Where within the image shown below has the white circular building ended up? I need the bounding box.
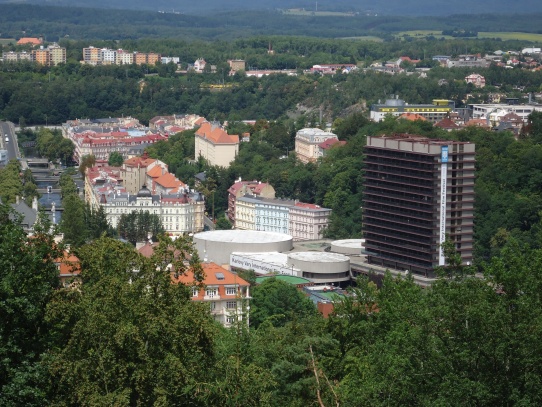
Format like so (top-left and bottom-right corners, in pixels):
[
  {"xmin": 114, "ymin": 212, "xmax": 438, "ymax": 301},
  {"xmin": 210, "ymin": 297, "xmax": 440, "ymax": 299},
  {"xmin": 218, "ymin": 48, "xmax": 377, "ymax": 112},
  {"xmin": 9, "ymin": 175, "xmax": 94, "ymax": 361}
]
[
  {"xmin": 193, "ymin": 230, "xmax": 293, "ymax": 265},
  {"xmin": 331, "ymin": 239, "xmax": 365, "ymax": 255},
  {"xmin": 287, "ymin": 252, "xmax": 350, "ymax": 285}
]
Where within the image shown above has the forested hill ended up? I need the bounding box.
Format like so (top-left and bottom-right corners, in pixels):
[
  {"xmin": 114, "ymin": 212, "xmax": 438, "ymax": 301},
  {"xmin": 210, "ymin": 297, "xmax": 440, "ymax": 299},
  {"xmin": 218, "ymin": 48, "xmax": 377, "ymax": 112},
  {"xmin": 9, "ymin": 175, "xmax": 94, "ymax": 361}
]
[
  {"xmin": 1, "ymin": 4, "xmax": 542, "ymax": 41},
  {"xmin": 3, "ymin": 0, "xmax": 542, "ymax": 15}
]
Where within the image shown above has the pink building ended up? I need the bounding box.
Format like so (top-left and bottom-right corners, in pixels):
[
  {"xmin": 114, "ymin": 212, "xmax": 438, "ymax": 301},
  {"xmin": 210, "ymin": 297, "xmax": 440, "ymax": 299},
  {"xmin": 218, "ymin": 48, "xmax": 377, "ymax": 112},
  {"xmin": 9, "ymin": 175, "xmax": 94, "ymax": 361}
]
[{"xmin": 289, "ymin": 202, "xmax": 332, "ymax": 241}]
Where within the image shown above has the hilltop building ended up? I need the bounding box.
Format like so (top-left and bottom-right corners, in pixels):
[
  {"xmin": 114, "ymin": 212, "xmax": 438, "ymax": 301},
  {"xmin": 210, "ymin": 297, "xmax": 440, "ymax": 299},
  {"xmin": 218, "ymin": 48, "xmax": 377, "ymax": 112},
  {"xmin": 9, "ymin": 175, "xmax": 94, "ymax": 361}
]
[
  {"xmin": 295, "ymin": 128, "xmax": 339, "ymax": 164},
  {"xmin": 370, "ymin": 98, "xmax": 455, "ymax": 123}
]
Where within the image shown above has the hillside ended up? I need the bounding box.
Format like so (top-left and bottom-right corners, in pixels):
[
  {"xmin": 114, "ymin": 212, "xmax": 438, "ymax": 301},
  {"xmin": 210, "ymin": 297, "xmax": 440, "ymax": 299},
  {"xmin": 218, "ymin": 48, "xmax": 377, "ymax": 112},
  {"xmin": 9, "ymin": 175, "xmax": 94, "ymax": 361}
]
[{"xmin": 2, "ymin": 0, "xmax": 542, "ymax": 16}]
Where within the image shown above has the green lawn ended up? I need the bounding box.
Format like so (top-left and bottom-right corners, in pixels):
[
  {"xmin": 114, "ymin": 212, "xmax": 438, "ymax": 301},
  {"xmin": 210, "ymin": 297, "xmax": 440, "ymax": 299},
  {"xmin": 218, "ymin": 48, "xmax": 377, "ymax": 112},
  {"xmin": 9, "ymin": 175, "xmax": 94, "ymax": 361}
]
[
  {"xmin": 396, "ymin": 30, "xmax": 542, "ymax": 42},
  {"xmin": 282, "ymin": 9, "xmax": 357, "ymax": 17},
  {"xmin": 340, "ymin": 36, "xmax": 385, "ymax": 42},
  {"xmin": 0, "ymin": 38, "xmax": 16, "ymax": 45}
]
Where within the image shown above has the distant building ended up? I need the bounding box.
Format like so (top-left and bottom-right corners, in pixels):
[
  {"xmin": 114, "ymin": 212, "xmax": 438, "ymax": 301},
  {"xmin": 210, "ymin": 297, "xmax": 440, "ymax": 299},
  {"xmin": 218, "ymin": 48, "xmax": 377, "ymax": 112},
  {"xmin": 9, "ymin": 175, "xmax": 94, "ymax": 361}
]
[
  {"xmin": 370, "ymin": 98, "xmax": 454, "ymax": 124},
  {"xmin": 447, "ymin": 57, "xmax": 491, "ymax": 68},
  {"xmin": 17, "ymin": 37, "xmax": 43, "ymax": 46},
  {"xmin": 194, "ymin": 121, "xmax": 239, "ymax": 167},
  {"xmin": 172, "ymin": 262, "xmax": 250, "ymax": 327},
  {"xmin": 465, "ymin": 73, "xmax": 486, "ymax": 88},
  {"xmin": 3, "ymin": 44, "xmax": 66, "ymax": 66},
  {"xmin": 228, "ymin": 59, "xmax": 246, "ymax": 72},
  {"xmin": 121, "ymin": 152, "xmax": 168, "ymax": 195},
  {"xmin": 317, "ymin": 138, "xmax": 346, "ymax": 160},
  {"xmin": 295, "ymin": 128, "xmax": 339, "ymax": 164},
  {"xmin": 81, "ymin": 46, "xmax": 161, "ymax": 66},
  {"xmin": 85, "ymin": 165, "xmax": 205, "ymax": 236}
]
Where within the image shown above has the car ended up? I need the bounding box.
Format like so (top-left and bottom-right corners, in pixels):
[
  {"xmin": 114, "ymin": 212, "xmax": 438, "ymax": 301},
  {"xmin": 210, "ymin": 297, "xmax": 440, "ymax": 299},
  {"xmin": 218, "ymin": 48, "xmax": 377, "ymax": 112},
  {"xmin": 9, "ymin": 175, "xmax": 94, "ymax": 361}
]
[{"xmin": 4, "ymin": 135, "xmax": 8, "ymax": 142}]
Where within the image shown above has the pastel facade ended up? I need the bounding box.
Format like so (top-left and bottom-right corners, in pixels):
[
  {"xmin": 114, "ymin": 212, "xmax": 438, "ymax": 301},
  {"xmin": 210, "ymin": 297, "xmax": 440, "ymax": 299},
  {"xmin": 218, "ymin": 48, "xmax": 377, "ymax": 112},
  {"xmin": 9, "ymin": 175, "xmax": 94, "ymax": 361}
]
[
  {"xmin": 295, "ymin": 128, "xmax": 339, "ymax": 164},
  {"xmin": 194, "ymin": 122, "xmax": 239, "ymax": 167},
  {"xmin": 227, "ymin": 179, "xmax": 276, "ymax": 225}
]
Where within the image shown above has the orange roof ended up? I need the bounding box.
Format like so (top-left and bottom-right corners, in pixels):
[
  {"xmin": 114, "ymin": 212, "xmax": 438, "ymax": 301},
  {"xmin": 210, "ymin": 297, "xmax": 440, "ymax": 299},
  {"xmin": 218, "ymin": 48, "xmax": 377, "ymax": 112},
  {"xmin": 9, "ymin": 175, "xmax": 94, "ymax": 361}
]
[
  {"xmin": 17, "ymin": 37, "xmax": 42, "ymax": 45},
  {"xmin": 55, "ymin": 251, "xmax": 81, "ymax": 277},
  {"xmin": 399, "ymin": 113, "xmax": 427, "ymax": 121},
  {"xmin": 465, "ymin": 119, "xmax": 490, "ymax": 128},
  {"xmin": 195, "ymin": 122, "xmax": 239, "ymax": 144},
  {"xmin": 124, "ymin": 152, "xmax": 156, "ymax": 168},
  {"xmin": 195, "ymin": 117, "xmax": 206, "ymax": 125},
  {"xmin": 147, "ymin": 165, "xmax": 164, "ymax": 178},
  {"xmin": 155, "ymin": 172, "xmax": 185, "ymax": 189},
  {"xmin": 172, "ymin": 262, "xmax": 249, "ymax": 287}
]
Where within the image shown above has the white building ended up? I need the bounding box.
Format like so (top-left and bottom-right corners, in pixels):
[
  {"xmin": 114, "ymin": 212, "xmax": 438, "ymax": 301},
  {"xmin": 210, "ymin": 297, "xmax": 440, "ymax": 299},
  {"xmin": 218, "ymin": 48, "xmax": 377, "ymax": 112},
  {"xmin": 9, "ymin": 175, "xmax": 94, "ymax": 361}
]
[
  {"xmin": 469, "ymin": 103, "xmax": 542, "ymax": 123},
  {"xmin": 295, "ymin": 128, "xmax": 339, "ymax": 164},
  {"xmin": 85, "ymin": 166, "xmax": 204, "ymax": 236},
  {"xmin": 289, "ymin": 202, "xmax": 332, "ymax": 241},
  {"xmin": 173, "ymin": 262, "xmax": 250, "ymax": 327}
]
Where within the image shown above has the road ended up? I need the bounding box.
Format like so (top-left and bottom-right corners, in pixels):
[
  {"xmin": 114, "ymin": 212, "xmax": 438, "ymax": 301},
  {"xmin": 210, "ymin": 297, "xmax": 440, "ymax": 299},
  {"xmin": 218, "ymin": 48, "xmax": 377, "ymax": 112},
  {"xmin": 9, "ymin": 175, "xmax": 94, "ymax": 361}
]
[{"xmin": 0, "ymin": 121, "xmax": 20, "ymax": 162}]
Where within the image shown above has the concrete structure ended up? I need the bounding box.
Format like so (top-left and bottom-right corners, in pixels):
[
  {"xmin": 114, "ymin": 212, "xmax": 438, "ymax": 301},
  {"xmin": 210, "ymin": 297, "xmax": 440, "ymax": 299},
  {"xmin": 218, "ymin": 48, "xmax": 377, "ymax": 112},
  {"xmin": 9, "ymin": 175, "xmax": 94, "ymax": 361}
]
[
  {"xmin": 227, "ymin": 179, "xmax": 275, "ymax": 225},
  {"xmin": 288, "ymin": 252, "xmax": 350, "ymax": 285},
  {"xmin": 370, "ymin": 98, "xmax": 454, "ymax": 124},
  {"xmin": 295, "ymin": 128, "xmax": 339, "ymax": 164},
  {"xmin": 446, "ymin": 57, "xmax": 491, "ymax": 68},
  {"xmin": 363, "ymin": 134, "xmax": 475, "ymax": 276},
  {"xmin": 193, "ymin": 230, "xmax": 293, "ymax": 265},
  {"xmin": 230, "ymin": 251, "xmax": 350, "ymax": 285},
  {"xmin": 468, "ymin": 103, "xmax": 542, "ymax": 123},
  {"xmin": 173, "ymin": 262, "xmax": 250, "ymax": 327},
  {"xmin": 3, "ymin": 44, "xmax": 65, "ymax": 66},
  {"xmin": 194, "ymin": 122, "xmax": 239, "ymax": 167},
  {"xmin": 85, "ymin": 165, "xmax": 204, "ymax": 236},
  {"xmin": 289, "ymin": 202, "xmax": 332, "ymax": 241},
  {"xmin": 331, "ymin": 239, "xmax": 364, "ymax": 255}
]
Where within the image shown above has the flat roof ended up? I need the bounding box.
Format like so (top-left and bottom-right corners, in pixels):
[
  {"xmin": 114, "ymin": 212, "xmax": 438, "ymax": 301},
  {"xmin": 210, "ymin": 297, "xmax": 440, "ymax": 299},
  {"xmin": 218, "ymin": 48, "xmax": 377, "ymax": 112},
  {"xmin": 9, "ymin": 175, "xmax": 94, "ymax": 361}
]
[
  {"xmin": 256, "ymin": 275, "xmax": 312, "ymax": 285},
  {"xmin": 194, "ymin": 230, "xmax": 292, "ymax": 244},
  {"xmin": 332, "ymin": 239, "xmax": 365, "ymax": 249},
  {"xmin": 288, "ymin": 252, "xmax": 349, "ymax": 262}
]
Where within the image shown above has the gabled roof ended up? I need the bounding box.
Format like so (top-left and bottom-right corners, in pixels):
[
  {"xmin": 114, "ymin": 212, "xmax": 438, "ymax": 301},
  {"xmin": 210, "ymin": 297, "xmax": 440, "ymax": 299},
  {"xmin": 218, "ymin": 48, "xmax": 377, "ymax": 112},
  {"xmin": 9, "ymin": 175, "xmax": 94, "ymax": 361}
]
[
  {"xmin": 172, "ymin": 262, "xmax": 249, "ymax": 286},
  {"xmin": 56, "ymin": 251, "xmax": 81, "ymax": 277},
  {"xmin": 465, "ymin": 119, "xmax": 490, "ymax": 128},
  {"xmin": 124, "ymin": 153, "xmax": 156, "ymax": 168}
]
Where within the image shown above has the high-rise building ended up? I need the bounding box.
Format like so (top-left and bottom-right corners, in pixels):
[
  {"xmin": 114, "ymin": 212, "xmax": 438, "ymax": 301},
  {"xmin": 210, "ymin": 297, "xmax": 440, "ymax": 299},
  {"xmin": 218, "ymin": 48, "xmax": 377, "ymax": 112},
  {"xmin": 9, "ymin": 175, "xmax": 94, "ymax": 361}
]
[{"xmin": 363, "ymin": 134, "xmax": 475, "ymax": 276}]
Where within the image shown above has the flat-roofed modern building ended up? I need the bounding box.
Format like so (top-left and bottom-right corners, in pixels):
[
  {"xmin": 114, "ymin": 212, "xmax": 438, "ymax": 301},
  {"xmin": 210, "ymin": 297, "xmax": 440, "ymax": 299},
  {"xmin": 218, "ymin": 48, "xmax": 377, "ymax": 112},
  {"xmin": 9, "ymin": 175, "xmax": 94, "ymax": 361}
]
[
  {"xmin": 363, "ymin": 134, "xmax": 475, "ymax": 276},
  {"xmin": 295, "ymin": 128, "xmax": 339, "ymax": 164},
  {"xmin": 370, "ymin": 98, "xmax": 454, "ymax": 123}
]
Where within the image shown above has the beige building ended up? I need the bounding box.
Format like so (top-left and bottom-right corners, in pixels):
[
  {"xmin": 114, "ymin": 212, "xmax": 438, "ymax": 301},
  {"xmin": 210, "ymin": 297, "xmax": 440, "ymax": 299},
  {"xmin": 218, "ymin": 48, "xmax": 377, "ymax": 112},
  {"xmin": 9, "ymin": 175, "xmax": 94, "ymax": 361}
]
[
  {"xmin": 227, "ymin": 179, "xmax": 276, "ymax": 225},
  {"xmin": 289, "ymin": 202, "xmax": 332, "ymax": 241},
  {"xmin": 195, "ymin": 122, "xmax": 239, "ymax": 167},
  {"xmin": 121, "ymin": 153, "xmax": 168, "ymax": 195},
  {"xmin": 49, "ymin": 45, "xmax": 66, "ymax": 66},
  {"xmin": 228, "ymin": 59, "xmax": 246, "ymax": 72},
  {"xmin": 235, "ymin": 198, "xmax": 257, "ymax": 230},
  {"xmin": 295, "ymin": 128, "xmax": 339, "ymax": 164}
]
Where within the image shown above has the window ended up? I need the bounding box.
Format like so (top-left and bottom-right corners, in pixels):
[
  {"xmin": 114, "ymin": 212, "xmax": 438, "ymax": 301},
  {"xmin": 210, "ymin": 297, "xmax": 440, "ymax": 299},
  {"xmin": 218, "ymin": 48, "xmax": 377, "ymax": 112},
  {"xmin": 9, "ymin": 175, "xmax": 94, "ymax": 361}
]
[
  {"xmin": 210, "ymin": 302, "xmax": 216, "ymax": 311},
  {"xmin": 192, "ymin": 288, "xmax": 198, "ymax": 297},
  {"xmin": 226, "ymin": 301, "xmax": 237, "ymax": 309},
  {"xmin": 226, "ymin": 286, "xmax": 237, "ymax": 295},
  {"xmin": 226, "ymin": 316, "xmax": 236, "ymax": 324},
  {"xmin": 206, "ymin": 287, "xmax": 218, "ymax": 297}
]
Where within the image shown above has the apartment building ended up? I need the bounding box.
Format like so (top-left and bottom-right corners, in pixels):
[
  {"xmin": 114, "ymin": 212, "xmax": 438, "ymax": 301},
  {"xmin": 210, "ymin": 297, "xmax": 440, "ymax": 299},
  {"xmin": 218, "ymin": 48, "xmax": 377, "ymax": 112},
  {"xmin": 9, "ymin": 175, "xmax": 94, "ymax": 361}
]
[
  {"xmin": 85, "ymin": 165, "xmax": 204, "ymax": 236},
  {"xmin": 235, "ymin": 196, "xmax": 294, "ymax": 234},
  {"xmin": 121, "ymin": 152, "xmax": 168, "ymax": 195},
  {"xmin": 295, "ymin": 128, "xmax": 339, "ymax": 164},
  {"xmin": 289, "ymin": 202, "xmax": 332, "ymax": 241},
  {"xmin": 3, "ymin": 44, "xmax": 66, "ymax": 66},
  {"xmin": 194, "ymin": 121, "xmax": 239, "ymax": 168},
  {"xmin": 173, "ymin": 262, "xmax": 250, "ymax": 327},
  {"xmin": 81, "ymin": 46, "xmax": 161, "ymax": 66},
  {"xmin": 363, "ymin": 134, "xmax": 475, "ymax": 277},
  {"xmin": 227, "ymin": 179, "xmax": 276, "ymax": 225}
]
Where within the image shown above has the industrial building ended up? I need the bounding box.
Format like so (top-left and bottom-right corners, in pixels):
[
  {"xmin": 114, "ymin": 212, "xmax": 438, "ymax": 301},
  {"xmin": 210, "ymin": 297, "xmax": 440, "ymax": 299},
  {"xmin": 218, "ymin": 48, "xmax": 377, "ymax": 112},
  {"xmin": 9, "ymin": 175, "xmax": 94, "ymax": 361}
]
[{"xmin": 363, "ymin": 134, "xmax": 475, "ymax": 276}]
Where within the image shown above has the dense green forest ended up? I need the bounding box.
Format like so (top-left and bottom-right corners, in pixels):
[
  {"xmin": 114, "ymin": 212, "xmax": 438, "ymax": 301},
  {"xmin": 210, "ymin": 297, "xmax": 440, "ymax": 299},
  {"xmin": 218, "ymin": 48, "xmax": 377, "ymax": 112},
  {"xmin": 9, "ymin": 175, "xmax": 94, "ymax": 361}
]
[
  {"xmin": 1, "ymin": 4, "xmax": 542, "ymax": 40},
  {"xmin": 4, "ymin": 198, "xmax": 542, "ymax": 405}
]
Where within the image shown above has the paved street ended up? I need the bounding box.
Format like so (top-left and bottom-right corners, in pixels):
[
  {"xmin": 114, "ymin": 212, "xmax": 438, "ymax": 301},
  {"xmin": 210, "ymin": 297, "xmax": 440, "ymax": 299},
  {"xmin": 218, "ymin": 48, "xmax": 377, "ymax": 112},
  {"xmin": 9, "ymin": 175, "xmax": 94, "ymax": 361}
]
[{"xmin": 0, "ymin": 121, "xmax": 20, "ymax": 161}]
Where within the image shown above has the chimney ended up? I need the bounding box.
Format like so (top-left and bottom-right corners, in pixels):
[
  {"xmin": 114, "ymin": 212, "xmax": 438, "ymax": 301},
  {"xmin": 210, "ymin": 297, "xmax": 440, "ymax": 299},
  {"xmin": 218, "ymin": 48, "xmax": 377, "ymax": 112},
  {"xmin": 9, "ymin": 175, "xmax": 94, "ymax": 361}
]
[
  {"xmin": 16, "ymin": 195, "xmax": 20, "ymax": 205},
  {"xmin": 32, "ymin": 196, "xmax": 38, "ymax": 211}
]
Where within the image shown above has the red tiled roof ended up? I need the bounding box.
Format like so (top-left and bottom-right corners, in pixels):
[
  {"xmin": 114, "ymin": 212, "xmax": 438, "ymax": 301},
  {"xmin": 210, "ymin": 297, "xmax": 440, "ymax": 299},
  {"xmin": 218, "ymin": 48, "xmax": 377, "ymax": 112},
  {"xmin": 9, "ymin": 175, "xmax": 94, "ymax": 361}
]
[
  {"xmin": 146, "ymin": 165, "xmax": 164, "ymax": 178},
  {"xmin": 17, "ymin": 37, "xmax": 42, "ymax": 45},
  {"xmin": 435, "ymin": 118, "xmax": 460, "ymax": 129},
  {"xmin": 172, "ymin": 262, "xmax": 249, "ymax": 287},
  {"xmin": 195, "ymin": 122, "xmax": 239, "ymax": 144},
  {"xmin": 318, "ymin": 138, "xmax": 346, "ymax": 150},
  {"xmin": 295, "ymin": 202, "xmax": 321, "ymax": 209},
  {"xmin": 399, "ymin": 113, "xmax": 427, "ymax": 121},
  {"xmin": 155, "ymin": 172, "xmax": 185, "ymax": 189},
  {"xmin": 56, "ymin": 251, "xmax": 81, "ymax": 277}
]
